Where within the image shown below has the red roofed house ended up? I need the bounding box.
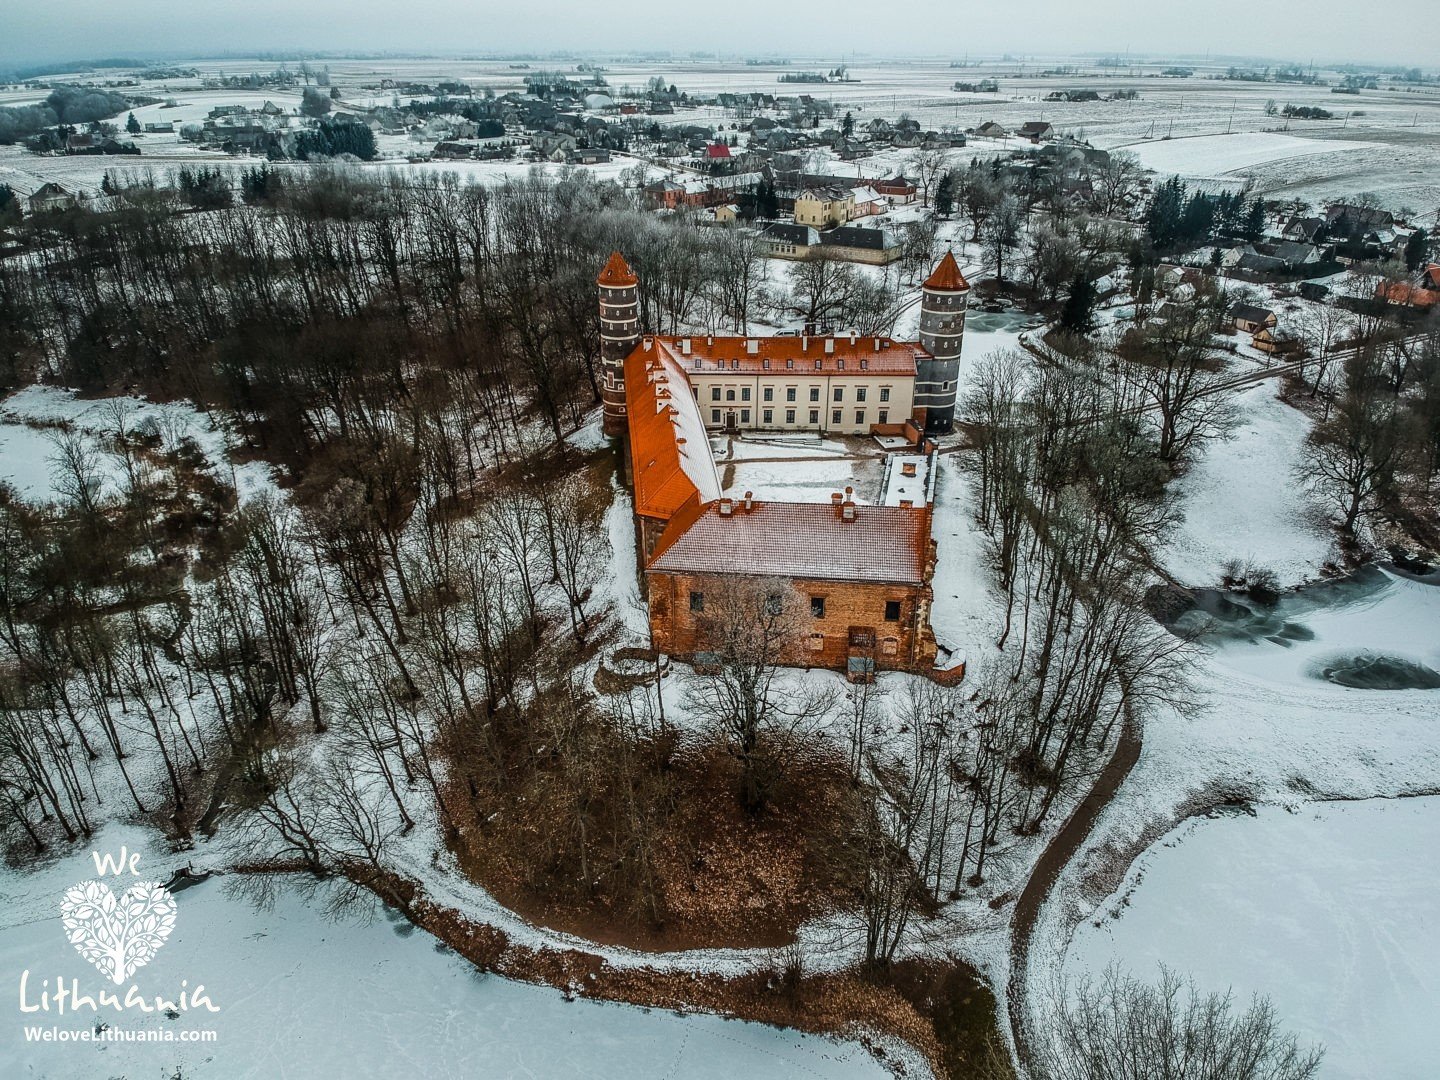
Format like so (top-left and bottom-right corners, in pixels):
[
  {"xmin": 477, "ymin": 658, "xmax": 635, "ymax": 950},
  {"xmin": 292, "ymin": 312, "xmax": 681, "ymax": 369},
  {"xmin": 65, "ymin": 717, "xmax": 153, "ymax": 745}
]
[
  {"xmin": 599, "ymin": 251, "xmax": 965, "ymax": 676},
  {"xmin": 704, "ymin": 142, "xmax": 732, "ymax": 162},
  {"xmin": 1377, "ymin": 264, "xmax": 1440, "ymax": 310}
]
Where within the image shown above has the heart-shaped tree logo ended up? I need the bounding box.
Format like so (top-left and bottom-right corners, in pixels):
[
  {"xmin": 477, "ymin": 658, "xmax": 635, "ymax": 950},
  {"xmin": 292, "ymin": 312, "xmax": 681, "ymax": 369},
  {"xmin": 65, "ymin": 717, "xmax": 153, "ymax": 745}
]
[{"xmin": 59, "ymin": 880, "xmax": 178, "ymax": 984}]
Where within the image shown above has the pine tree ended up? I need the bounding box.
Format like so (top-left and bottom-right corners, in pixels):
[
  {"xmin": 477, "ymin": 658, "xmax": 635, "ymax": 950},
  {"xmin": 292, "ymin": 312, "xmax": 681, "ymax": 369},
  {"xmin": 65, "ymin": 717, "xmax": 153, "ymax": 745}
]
[
  {"xmin": 841, "ymin": 111, "xmax": 854, "ymax": 139},
  {"xmin": 1404, "ymin": 228, "xmax": 1430, "ymax": 271},
  {"xmin": 1058, "ymin": 274, "xmax": 1097, "ymax": 334},
  {"xmin": 125, "ymin": 112, "xmax": 140, "ymax": 135},
  {"xmin": 935, "ymin": 170, "xmax": 956, "ymax": 217}
]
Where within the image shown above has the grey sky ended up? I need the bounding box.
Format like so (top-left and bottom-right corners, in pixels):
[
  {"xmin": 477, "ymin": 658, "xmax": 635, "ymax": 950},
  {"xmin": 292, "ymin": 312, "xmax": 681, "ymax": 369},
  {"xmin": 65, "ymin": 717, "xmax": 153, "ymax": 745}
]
[{"xmin": 4, "ymin": 0, "xmax": 1435, "ymax": 68}]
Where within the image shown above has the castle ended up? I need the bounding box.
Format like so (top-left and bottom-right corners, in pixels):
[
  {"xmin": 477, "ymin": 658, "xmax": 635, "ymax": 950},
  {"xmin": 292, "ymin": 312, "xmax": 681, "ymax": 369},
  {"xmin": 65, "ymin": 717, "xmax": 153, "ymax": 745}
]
[{"xmin": 601, "ymin": 251, "xmax": 970, "ymax": 677}]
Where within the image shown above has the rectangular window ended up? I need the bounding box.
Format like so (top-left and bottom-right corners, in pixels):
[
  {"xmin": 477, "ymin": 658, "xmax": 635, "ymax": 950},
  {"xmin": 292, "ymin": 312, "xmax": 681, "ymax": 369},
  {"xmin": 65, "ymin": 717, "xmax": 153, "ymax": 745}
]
[
  {"xmin": 711, "ymin": 387, "xmax": 721, "ymax": 401},
  {"xmin": 884, "ymin": 600, "xmax": 901, "ymax": 621},
  {"xmin": 811, "ymin": 596, "xmax": 826, "ymax": 618},
  {"xmin": 740, "ymin": 409, "xmax": 750, "ymax": 423},
  {"xmin": 786, "ymin": 387, "xmax": 797, "ymax": 402},
  {"xmin": 711, "ymin": 409, "xmax": 720, "ymax": 423},
  {"xmin": 879, "ymin": 409, "xmax": 889, "ymax": 424},
  {"xmin": 860, "ymin": 359, "xmax": 869, "ymax": 371},
  {"xmin": 880, "ymin": 387, "xmax": 890, "ymax": 402},
  {"xmin": 731, "ymin": 359, "xmax": 739, "ymax": 369},
  {"xmin": 809, "ymin": 387, "xmax": 820, "ymax": 402},
  {"xmin": 726, "ymin": 389, "xmax": 736, "ymax": 402},
  {"xmin": 856, "ymin": 387, "xmax": 867, "ymax": 402},
  {"xmin": 833, "ymin": 387, "xmax": 843, "ymax": 402},
  {"xmin": 856, "ymin": 410, "xmax": 865, "ymax": 425},
  {"xmin": 762, "ymin": 359, "xmax": 771, "ymax": 370},
  {"xmin": 786, "ymin": 408, "xmax": 796, "ymax": 424},
  {"xmin": 814, "ymin": 360, "xmax": 822, "ymax": 370},
  {"xmin": 786, "ymin": 359, "xmax": 794, "ymax": 370},
  {"xmin": 741, "ymin": 387, "xmax": 751, "ymax": 401},
  {"xmin": 763, "ymin": 408, "xmax": 773, "ymax": 424},
  {"xmin": 763, "ymin": 386, "xmax": 773, "ymax": 402},
  {"xmin": 837, "ymin": 359, "xmax": 845, "ymax": 370},
  {"xmin": 690, "ymin": 591, "xmax": 704, "ymax": 613},
  {"xmin": 765, "ymin": 593, "xmax": 782, "ymax": 615},
  {"xmin": 809, "ymin": 409, "xmax": 819, "ymax": 424},
  {"xmin": 832, "ymin": 409, "xmax": 842, "ymax": 425}
]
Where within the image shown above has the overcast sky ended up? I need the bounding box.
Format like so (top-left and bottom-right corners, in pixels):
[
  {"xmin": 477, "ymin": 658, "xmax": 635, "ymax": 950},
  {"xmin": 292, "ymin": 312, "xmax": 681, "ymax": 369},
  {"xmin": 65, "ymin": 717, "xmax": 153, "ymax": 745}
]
[{"xmin": 4, "ymin": 1, "xmax": 1434, "ymax": 69}]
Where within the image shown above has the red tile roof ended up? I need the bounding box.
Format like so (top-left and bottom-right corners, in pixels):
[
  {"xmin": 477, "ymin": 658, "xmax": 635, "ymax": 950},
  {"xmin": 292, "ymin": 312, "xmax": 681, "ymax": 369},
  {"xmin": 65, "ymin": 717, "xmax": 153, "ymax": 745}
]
[
  {"xmin": 624, "ymin": 343, "xmax": 723, "ymax": 521},
  {"xmin": 649, "ymin": 500, "xmax": 930, "ymax": 584},
  {"xmin": 597, "ymin": 251, "xmax": 638, "ymax": 288},
  {"xmin": 705, "ymin": 143, "xmax": 731, "ymax": 159},
  {"xmin": 924, "ymin": 251, "xmax": 970, "ymax": 292},
  {"xmin": 651, "ymin": 335, "xmax": 922, "ymax": 376}
]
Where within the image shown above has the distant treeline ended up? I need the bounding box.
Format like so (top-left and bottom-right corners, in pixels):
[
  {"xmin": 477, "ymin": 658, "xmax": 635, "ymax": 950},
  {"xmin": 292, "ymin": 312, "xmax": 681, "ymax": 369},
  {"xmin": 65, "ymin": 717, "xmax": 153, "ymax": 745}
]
[{"xmin": 0, "ymin": 86, "xmax": 139, "ymax": 144}]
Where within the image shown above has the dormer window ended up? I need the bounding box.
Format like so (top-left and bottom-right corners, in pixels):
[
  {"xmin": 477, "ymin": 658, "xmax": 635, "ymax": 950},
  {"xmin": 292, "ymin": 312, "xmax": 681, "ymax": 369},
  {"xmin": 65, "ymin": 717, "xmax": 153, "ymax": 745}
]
[{"xmin": 837, "ymin": 359, "xmax": 845, "ymax": 370}]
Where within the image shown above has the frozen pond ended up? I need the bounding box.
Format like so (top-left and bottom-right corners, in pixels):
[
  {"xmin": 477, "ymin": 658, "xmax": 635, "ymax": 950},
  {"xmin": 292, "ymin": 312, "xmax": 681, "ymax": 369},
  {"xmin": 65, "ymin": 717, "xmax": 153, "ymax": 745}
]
[
  {"xmin": 1064, "ymin": 797, "xmax": 1440, "ymax": 1080},
  {"xmin": 0, "ymin": 827, "xmax": 891, "ymax": 1079},
  {"xmin": 1164, "ymin": 566, "xmax": 1440, "ymax": 690}
]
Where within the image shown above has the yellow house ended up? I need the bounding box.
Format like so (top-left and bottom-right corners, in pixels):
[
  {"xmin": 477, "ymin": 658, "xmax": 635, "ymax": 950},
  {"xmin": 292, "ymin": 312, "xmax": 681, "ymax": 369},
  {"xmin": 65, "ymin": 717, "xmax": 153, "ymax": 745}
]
[{"xmin": 795, "ymin": 187, "xmax": 854, "ymax": 228}]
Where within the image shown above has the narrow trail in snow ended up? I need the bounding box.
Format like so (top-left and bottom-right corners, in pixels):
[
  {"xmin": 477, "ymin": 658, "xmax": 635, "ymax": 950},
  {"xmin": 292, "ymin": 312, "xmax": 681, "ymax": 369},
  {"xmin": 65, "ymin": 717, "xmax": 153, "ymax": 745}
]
[{"xmin": 1005, "ymin": 707, "xmax": 1143, "ymax": 1075}]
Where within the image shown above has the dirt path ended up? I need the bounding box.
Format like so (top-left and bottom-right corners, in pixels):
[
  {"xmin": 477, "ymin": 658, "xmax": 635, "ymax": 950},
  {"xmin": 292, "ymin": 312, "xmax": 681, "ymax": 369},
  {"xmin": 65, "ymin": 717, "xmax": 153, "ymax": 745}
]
[{"xmin": 1005, "ymin": 708, "xmax": 1143, "ymax": 1074}]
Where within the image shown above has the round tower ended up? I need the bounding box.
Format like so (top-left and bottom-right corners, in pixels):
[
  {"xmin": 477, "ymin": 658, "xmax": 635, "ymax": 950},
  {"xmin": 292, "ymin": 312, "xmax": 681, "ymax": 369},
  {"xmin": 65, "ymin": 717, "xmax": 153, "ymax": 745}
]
[
  {"xmin": 598, "ymin": 251, "xmax": 642, "ymax": 437},
  {"xmin": 915, "ymin": 251, "xmax": 970, "ymax": 433}
]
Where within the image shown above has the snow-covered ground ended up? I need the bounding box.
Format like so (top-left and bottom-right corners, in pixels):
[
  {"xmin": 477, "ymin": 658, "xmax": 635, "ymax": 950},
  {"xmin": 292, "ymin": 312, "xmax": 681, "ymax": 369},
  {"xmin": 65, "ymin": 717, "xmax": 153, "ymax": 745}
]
[
  {"xmin": 1159, "ymin": 382, "xmax": 1336, "ymax": 588},
  {"xmin": 1031, "ymin": 567, "xmax": 1440, "ymax": 1078},
  {"xmin": 0, "ymin": 386, "xmax": 276, "ymax": 503},
  {"xmin": 1063, "ymin": 797, "xmax": 1440, "ymax": 1080},
  {"xmin": 0, "ymin": 826, "xmax": 892, "ymax": 1079},
  {"xmin": 1124, "ymin": 132, "xmax": 1378, "ymax": 179}
]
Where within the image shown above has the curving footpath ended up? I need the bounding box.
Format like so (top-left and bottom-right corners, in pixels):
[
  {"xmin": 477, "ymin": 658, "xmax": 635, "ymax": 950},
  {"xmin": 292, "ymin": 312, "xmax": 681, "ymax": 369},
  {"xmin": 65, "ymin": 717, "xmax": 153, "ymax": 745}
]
[{"xmin": 1005, "ymin": 709, "xmax": 1143, "ymax": 1075}]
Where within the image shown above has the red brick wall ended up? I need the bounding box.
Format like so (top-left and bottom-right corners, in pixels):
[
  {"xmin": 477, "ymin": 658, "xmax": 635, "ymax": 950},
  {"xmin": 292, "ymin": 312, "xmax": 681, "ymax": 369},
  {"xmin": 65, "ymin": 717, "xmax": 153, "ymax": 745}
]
[{"xmin": 645, "ymin": 570, "xmax": 936, "ymax": 673}]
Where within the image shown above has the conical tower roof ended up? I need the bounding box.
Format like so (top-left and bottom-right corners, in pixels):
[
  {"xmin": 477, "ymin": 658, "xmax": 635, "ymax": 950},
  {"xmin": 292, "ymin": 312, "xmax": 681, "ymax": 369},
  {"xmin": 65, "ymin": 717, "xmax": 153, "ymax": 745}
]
[
  {"xmin": 923, "ymin": 250, "xmax": 970, "ymax": 292},
  {"xmin": 597, "ymin": 250, "xmax": 638, "ymax": 287}
]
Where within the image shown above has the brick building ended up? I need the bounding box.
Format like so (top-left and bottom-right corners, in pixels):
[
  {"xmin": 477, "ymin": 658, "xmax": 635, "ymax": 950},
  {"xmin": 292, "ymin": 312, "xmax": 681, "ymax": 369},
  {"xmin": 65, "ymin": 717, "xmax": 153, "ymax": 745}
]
[{"xmin": 602, "ymin": 251, "xmax": 961, "ymax": 677}]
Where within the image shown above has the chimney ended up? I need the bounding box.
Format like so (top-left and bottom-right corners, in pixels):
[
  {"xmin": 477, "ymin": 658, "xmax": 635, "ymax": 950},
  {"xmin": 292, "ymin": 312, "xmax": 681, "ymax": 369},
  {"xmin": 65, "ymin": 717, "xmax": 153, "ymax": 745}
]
[
  {"xmin": 718, "ymin": 498, "xmax": 735, "ymax": 517},
  {"xmin": 802, "ymin": 335, "xmax": 809, "ymax": 351},
  {"xmin": 831, "ymin": 492, "xmax": 844, "ymax": 506},
  {"xmin": 841, "ymin": 500, "xmax": 857, "ymax": 523},
  {"xmin": 742, "ymin": 490, "xmax": 754, "ymax": 512},
  {"xmin": 899, "ymin": 499, "xmax": 914, "ymax": 509},
  {"xmin": 902, "ymin": 462, "xmax": 917, "ymax": 477}
]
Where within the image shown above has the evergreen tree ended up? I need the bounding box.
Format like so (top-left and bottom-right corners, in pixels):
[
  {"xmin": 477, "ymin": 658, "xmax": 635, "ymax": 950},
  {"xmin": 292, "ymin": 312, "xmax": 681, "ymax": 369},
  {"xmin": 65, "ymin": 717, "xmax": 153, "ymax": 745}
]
[
  {"xmin": 1179, "ymin": 191, "xmax": 1216, "ymax": 245},
  {"xmin": 841, "ymin": 111, "xmax": 854, "ymax": 139},
  {"xmin": 1404, "ymin": 228, "xmax": 1430, "ymax": 271},
  {"xmin": 1145, "ymin": 175, "xmax": 1186, "ymax": 249},
  {"xmin": 1242, "ymin": 198, "xmax": 1267, "ymax": 240},
  {"xmin": 1058, "ymin": 274, "xmax": 1097, "ymax": 334},
  {"xmin": 935, "ymin": 169, "xmax": 956, "ymax": 217},
  {"xmin": 125, "ymin": 111, "xmax": 140, "ymax": 134}
]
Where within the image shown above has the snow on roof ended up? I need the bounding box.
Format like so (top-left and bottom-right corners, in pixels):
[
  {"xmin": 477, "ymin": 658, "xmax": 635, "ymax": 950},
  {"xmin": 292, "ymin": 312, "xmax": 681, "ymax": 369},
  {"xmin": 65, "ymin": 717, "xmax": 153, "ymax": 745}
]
[
  {"xmin": 648, "ymin": 500, "xmax": 930, "ymax": 584},
  {"xmin": 655, "ymin": 334, "xmax": 921, "ymax": 376},
  {"xmin": 624, "ymin": 340, "xmax": 723, "ymax": 521}
]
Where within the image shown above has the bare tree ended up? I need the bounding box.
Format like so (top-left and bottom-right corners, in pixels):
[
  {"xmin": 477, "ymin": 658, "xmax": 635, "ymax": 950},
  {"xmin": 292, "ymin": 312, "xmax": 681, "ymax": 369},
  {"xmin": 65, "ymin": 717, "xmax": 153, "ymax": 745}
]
[{"xmin": 1035, "ymin": 965, "xmax": 1323, "ymax": 1080}]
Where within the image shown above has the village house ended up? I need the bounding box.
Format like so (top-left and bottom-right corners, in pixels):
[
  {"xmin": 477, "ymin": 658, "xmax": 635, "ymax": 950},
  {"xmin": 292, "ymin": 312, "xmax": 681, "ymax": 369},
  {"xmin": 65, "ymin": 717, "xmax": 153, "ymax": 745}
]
[
  {"xmin": 872, "ymin": 175, "xmax": 918, "ymax": 203},
  {"xmin": 794, "ymin": 187, "xmax": 854, "ymax": 227},
  {"xmin": 598, "ymin": 251, "xmax": 972, "ymax": 676},
  {"xmin": 1377, "ymin": 264, "xmax": 1440, "ymax": 311},
  {"xmin": 759, "ymin": 221, "xmax": 820, "ymax": 258},
  {"xmin": 819, "ymin": 224, "xmax": 901, "ymax": 265},
  {"xmin": 26, "ymin": 183, "xmax": 76, "ymax": 214},
  {"xmin": 974, "ymin": 121, "xmax": 1008, "ymax": 139},
  {"xmin": 1230, "ymin": 302, "xmax": 1278, "ymax": 334},
  {"xmin": 1017, "ymin": 121, "xmax": 1055, "ymax": 142}
]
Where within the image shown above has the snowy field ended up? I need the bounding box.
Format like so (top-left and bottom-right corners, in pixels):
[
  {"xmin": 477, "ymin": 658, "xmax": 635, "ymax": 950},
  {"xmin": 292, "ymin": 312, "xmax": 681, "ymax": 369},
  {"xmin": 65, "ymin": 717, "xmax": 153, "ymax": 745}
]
[
  {"xmin": 1159, "ymin": 382, "xmax": 1336, "ymax": 588},
  {"xmin": 1124, "ymin": 132, "xmax": 1378, "ymax": 179},
  {"xmin": 6, "ymin": 55, "xmax": 1438, "ymax": 210},
  {"xmin": 1063, "ymin": 798, "xmax": 1440, "ymax": 1080},
  {"xmin": 1031, "ymin": 567, "xmax": 1440, "ymax": 1079},
  {"xmin": 0, "ymin": 826, "xmax": 891, "ymax": 1080}
]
